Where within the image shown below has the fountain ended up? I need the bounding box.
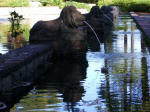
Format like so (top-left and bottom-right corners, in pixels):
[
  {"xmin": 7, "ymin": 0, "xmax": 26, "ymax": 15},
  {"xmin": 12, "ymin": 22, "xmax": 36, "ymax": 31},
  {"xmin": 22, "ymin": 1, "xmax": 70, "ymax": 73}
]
[
  {"xmin": 83, "ymin": 21, "xmax": 101, "ymax": 45},
  {"xmin": 84, "ymin": 5, "xmax": 119, "ymax": 35}
]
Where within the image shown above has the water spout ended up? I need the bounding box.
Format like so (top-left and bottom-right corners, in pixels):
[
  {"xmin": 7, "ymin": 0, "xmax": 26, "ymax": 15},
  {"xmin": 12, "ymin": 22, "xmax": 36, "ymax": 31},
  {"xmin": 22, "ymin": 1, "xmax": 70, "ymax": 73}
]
[
  {"xmin": 103, "ymin": 14, "xmax": 114, "ymax": 26},
  {"xmin": 101, "ymin": 10, "xmax": 114, "ymax": 26},
  {"xmin": 83, "ymin": 21, "xmax": 101, "ymax": 45}
]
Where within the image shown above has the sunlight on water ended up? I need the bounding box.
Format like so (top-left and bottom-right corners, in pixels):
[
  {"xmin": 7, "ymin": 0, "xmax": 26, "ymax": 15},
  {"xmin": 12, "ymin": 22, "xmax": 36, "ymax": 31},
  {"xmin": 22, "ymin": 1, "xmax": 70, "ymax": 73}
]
[{"xmin": 0, "ymin": 43, "xmax": 9, "ymax": 54}]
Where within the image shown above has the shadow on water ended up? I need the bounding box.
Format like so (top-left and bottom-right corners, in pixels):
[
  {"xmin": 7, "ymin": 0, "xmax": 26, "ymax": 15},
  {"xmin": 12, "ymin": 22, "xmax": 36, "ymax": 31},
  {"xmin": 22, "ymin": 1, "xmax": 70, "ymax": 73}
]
[
  {"xmin": 0, "ymin": 85, "xmax": 32, "ymax": 111},
  {"xmin": 0, "ymin": 55, "xmax": 88, "ymax": 112},
  {"xmin": 36, "ymin": 58, "xmax": 88, "ymax": 110},
  {"xmin": 6, "ymin": 55, "xmax": 88, "ymax": 112}
]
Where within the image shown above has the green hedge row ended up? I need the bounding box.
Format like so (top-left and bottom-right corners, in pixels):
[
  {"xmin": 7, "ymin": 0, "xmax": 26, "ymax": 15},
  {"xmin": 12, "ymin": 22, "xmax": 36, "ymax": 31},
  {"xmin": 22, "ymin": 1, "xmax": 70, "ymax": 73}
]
[{"xmin": 97, "ymin": 0, "xmax": 150, "ymax": 12}]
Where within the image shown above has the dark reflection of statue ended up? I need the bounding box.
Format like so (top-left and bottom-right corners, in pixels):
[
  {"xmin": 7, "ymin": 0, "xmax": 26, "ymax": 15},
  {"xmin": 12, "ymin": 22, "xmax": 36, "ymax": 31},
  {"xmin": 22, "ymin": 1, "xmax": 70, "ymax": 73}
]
[
  {"xmin": 36, "ymin": 56, "xmax": 88, "ymax": 111},
  {"xmin": 0, "ymin": 84, "xmax": 32, "ymax": 111},
  {"xmin": 0, "ymin": 54, "xmax": 88, "ymax": 112}
]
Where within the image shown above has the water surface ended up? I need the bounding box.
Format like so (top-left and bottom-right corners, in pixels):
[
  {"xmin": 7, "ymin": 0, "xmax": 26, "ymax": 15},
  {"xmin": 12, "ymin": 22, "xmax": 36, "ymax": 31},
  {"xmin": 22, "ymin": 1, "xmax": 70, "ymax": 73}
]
[{"xmin": 5, "ymin": 15, "xmax": 150, "ymax": 112}]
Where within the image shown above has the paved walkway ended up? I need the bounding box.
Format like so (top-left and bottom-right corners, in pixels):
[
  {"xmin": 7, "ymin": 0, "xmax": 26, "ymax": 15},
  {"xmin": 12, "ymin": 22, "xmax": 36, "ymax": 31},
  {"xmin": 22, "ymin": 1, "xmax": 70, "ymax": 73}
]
[
  {"xmin": 130, "ymin": 12, "xmax": 150, "ymax": 40},
  {"xmin": 1, "ymin": 6, "xmax": 150, "ymax": 39},
  {"xmin": 0, "ymin": 7, "xmax": 88, "ymax": 26}
]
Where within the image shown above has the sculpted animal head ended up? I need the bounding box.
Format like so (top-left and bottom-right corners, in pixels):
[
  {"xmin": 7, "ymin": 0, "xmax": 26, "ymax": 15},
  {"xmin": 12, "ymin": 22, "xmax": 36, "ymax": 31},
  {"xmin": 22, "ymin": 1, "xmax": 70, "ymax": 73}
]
[
  {"xmin": 60, "ymin": 6, "xmax": 85, "ymax": 28},
  {"xmin": 101, "ymin": 6, "xmax": 113, "ymax": 14},
  {"xmin": 89, "ymin": 6, "xmax": 102, "ymax": 18}
]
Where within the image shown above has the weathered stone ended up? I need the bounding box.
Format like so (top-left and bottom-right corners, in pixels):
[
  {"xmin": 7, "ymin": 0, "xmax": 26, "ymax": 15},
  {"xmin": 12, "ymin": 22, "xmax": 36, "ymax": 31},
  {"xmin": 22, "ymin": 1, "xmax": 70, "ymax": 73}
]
[
  {"xmin": 130, "ymin": 12, "xmax": 150, "ymax": 40},
  {"xmin": 0, "ymin": 44, "xmax": 53, "ymax": 92}
]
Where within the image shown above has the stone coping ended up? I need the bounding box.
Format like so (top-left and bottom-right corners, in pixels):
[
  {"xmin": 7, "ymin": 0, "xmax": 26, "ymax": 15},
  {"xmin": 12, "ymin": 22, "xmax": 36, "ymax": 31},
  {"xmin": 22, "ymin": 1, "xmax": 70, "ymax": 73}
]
[
  {"xmin": 0, "ymin": 44, "xmax": 52, "ymax": 77},
  {"xmin": 130, "ymin": 12, "xmax": 150, "ymax": 40}
]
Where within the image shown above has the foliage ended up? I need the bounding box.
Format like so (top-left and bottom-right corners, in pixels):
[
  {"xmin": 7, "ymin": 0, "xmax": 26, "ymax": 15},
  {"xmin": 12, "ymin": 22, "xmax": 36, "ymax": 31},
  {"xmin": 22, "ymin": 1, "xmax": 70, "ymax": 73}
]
[
  {"xmin": 64, "ymin": 0, "xmax": 98, "ymax": 3},
  {"xmin": 60, "ymin": 1, "xmax": 90, "ymax": 10},
  {"xmin": 97, "ymin": 0, "xmax": 150, "ymax": 12},
  {"xmin": 40, "ymin": 0, "xmax": 63, "ymax": 6},
  {"xmin": 29, "ymin": 0, "xmax": 40, "ymax": 1},
  {"xmin": 0, "ymin": 23, "xmax": 30, "ymax": 47},
  {"xmin": 0, "ymin": 24, "xmax": 9, "ymax": 44},
  {"xmin": 98, "ymin": 0, "xmax": 113, "ymax": 7},
  {"xmin": 8, "ymin": 11, "xmax": 24, "ymax": 37},
  {"xmin": 21, "ymin": 24, "xmax": 30, "ymax": 41},
  {"xmin": 0, "ymin": 0, "xmax": 29, "ymax": 7},
  {"xmin": 40, "ymin": 0, "xmax": 90, "ymax": 10}
]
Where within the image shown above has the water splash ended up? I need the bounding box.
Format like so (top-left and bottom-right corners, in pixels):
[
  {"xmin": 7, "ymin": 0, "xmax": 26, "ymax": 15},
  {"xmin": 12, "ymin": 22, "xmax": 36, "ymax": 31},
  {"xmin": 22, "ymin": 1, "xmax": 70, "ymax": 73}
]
[{"xmin": 83, "ymin": 21, "xmax": 101, "ymax": 45}]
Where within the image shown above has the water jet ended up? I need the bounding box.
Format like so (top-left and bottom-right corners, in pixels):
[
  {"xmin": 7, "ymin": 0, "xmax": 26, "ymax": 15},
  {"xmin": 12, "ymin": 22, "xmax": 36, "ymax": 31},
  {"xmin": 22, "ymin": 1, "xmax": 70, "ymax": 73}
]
[{"xmin": 84, "ymin": 21, "xmax": 101, "ymax": 45}]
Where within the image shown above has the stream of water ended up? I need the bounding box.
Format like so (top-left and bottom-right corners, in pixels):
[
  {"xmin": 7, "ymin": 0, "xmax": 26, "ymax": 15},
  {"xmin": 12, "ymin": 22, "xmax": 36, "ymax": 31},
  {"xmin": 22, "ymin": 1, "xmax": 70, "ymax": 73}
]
[{"xmin": 84, "ymin": 21, "xmax": 101, "ymax": 45}]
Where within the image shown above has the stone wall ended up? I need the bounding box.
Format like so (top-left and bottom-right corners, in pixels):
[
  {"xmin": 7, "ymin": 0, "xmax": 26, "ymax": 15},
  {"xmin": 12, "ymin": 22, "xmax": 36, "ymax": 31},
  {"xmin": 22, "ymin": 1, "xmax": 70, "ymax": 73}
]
[{"xmin": 0, "ymin": 44, "xmax": 53, "ymax": 92}]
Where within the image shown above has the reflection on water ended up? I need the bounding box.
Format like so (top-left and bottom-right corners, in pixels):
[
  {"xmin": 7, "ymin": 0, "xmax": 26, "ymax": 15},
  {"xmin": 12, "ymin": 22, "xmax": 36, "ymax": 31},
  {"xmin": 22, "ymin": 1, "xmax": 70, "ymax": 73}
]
[
  {"xmin": 0, "ymin": 23, "xmax": 30, "ymax": 54},
  {"xmin": 7, "ymin": 15, "xmax": 150, "ymax": 111}
]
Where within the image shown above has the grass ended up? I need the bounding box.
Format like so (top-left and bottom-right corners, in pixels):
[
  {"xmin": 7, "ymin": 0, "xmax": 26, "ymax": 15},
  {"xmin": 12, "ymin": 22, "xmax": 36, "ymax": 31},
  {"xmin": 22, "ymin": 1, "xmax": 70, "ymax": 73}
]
[{"xmin": 0, "ymin": 0, "xmax": 29, "ymax": 7}]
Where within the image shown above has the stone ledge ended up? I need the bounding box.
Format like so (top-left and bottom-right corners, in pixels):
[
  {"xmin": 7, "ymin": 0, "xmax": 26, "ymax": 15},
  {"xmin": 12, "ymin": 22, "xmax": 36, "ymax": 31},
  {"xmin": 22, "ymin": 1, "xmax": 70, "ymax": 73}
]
[
  {"xmin": 130, "ymin": 12, "xmax": 150, "ymax": 40},
  {"xmin": 0, "ymin": 44, "xmax": 53, "ymax": 77}
]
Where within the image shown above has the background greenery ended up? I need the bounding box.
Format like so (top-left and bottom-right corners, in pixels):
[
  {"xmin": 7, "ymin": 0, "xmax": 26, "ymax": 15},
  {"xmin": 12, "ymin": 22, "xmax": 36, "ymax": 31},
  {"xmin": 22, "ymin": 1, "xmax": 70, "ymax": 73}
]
[
  {"xmin": 0, "ymin": 0, "xmax": 29, "ymax": 7},
  {"xmin": 97, "ymin": 0, "xmax": 150, "ymax": 12},
  {"xmin": 0, "ymin": 0, "xmax": 150, "ymax": 12},
  {"xmin": 64, "ymin": 0, "xmax": 98, "ymax": 3}
]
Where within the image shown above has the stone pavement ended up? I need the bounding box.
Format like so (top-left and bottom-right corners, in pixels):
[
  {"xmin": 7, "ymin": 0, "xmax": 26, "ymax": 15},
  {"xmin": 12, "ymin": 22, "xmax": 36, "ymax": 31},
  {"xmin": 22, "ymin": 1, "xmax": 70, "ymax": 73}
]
[
  {"xmin": 0, "ymin": 6, "xmax": 88, "ymax": 26},
  {"xmin": 130, "ymin": 12, "xmax": 150, "ymax": 40}
]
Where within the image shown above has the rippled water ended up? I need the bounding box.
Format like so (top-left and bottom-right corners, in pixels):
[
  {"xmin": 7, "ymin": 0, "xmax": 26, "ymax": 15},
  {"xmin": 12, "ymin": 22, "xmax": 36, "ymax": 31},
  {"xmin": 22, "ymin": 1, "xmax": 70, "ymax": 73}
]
[{"xmin": 5, "ymin": 15, "xmax": 150, "ymax": 112}]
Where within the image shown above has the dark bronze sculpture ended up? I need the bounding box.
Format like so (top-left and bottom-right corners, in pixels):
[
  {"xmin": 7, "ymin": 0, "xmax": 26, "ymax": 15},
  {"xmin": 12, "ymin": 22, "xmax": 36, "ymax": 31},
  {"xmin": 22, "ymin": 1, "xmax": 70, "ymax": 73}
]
[
  {"xmin": 29, "ymin": 5, "xmax": 119, "ymax": 56},
  {"xmin": 29, "ymin": 6, "xmax": 87, "ymax": 57},
  {"xmin": 29, "ymin": 6, "xmax": 85, "ymax": 42}
]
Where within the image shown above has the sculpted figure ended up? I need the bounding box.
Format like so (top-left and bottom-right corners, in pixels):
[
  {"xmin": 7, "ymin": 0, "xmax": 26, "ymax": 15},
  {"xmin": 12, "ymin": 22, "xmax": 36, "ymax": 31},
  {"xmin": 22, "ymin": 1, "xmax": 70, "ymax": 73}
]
[
  {"xmin": 84, "ymin": 6, "xmax": 107, "ymax": 36},
  {"xmin": 84, "ymin": 6, "xmax": 119, "ymax": 39},
  {"xmin": 29, "ymin": 6, "xmax": 85, "ymax": 42},
  {"xmin": 29, "ymin": 6, "xmax": 87, "ymax": 56}
]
